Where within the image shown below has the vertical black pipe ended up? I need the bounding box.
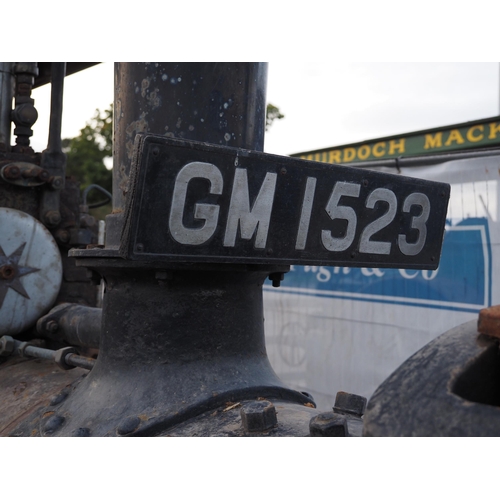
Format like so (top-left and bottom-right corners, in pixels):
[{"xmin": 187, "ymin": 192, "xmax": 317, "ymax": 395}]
[
  {"xmin": 107, "ymin": 63, "xmax": 267, "ymax": 246},
  {"xmin": 0, "ymin": 62, "xmax": 14, "ymax": 151}
]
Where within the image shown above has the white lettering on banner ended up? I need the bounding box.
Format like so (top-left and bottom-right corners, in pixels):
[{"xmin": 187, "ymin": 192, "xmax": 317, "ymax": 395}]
[
  {"xmin": 399, "ymin": 269, "xmax": 419, "ymax": 279},
  {"xmin": 223, "ymin": 168, "xmax": 277, "ymax": 248},
  {"xmin": 361, "ymin": 268, "xmax": 385, "ymax": 277},
  {"xmin": 169, "ymin": 162, "xmax": 223, "ymax": 245},
  {"xmin": 303, "ymin": 266, "xmax": 439, "ymax": 284}
]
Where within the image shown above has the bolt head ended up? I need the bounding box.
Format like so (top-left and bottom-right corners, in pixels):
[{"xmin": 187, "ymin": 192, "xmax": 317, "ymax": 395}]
[
  {"xmin": 50, "ymin": 176, "xmax": 63, "ymax": 190},
  {"xmin": 44, "ymin": 210, "xmax": 61, "ymax": 227},
  {"xmin": 240, "ymin": 400, "xmax": 278, "ymax": 432},
  {"xmin": 333, "ymin": 391, "xmax": 367, "ymax": 417},
  {"xmin": 54, "ymin": 346, "xmax": 78, "ymax": 370},
  {"xmin": 309, "ymin": 412, "xmax": 347, "ymax": 437},
  {"xmin": 0, "ymin": 336, "xmax": 16, "ymax": 356},
  {"xmin": 3, "ymin": 165, "xmax": 21, "ymax": 179}
]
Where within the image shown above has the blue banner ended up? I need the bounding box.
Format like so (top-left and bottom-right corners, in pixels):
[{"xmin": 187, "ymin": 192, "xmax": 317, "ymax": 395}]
[{"xmin": 266, "ymin": 218, "xmax": 491, "ymax": 313}]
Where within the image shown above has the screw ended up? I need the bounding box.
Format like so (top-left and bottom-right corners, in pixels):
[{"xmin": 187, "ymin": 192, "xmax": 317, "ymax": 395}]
[
  {"xmin": 136, "ymin": 243, "xmax": 144, "ymax": 252},
  {"xmin": 333, "ymin": 391, "xmax": 367, "ymax": 417},
  {"xmin": 309, "ymin": 412, "xmax": 347, "ymax": 437},
  {"xmin": 152, "ymin": 147, "xmax": 160, "ymax": 157},
  {"xmin": 269, "ymin": 272, "xmax": 284, "ymax": 288},
  {"xmin": 280, "ymin": 167, "xmax": 287, "ymax": 175},
  {"xmin": 240, "ymin": 401, "xmax": 278, "ymax": 432}
]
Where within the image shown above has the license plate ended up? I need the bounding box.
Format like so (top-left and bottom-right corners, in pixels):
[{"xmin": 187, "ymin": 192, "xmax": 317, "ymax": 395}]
[{"xmin": 121, "ymin": 135, "xmax": 450, "ymax": 269}]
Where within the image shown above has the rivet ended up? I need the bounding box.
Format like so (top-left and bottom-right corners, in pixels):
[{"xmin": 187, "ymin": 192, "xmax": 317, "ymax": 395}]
[
  {"xmin": 72, "ymin": 427, "xmax": 91, "ymax": 437},
  {"xmin": 117, "ymin": 416, "xmax": 141, "ymax": 436},
  {"xmin": 43, "ymin": 414, "xmax": 65, "ymax": 434},
  {"xmin": 49, "ymin": 389, "xmax": 69, "ymax": 406}
]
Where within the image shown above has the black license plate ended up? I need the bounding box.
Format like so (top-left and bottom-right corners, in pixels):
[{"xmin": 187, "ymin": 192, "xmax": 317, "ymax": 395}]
[{"xmin": 121, "ymin": 135, "xmax": 450, "ymax": 269}]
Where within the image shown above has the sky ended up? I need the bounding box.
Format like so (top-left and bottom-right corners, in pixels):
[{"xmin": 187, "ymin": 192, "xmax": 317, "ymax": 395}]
[{"xmin": 28, "ymin": 62, "xmax": 500, "ymax": 159}]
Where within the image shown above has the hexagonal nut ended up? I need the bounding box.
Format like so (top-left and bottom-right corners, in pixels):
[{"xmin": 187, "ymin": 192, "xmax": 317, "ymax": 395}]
[
  {"xmin": 333, "ymin": 391, "xmax": 367, "ymax": 417},
  {"xmin": 54, "ymin": 347, "xmax": 78, "ymax": 370},
  {"xmin": 240, "ymin": 401, "xmax": 278, "ymax": 432},
  {"xmin": 0, "ymin": 335, "xmax": 16, "ymax": 356},
  {"xmin": 309, "ymin": 412, "xmax": 347, "ymax": 437},
  {"xmin": 44, "ymin": 210, "xmax": 62, "ymax": 227}
]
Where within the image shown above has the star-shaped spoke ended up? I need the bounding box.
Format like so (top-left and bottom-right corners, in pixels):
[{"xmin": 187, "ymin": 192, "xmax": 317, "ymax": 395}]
[{"xmin": 0, "ymin": 242, "xmax": 40, "ymax": 308}]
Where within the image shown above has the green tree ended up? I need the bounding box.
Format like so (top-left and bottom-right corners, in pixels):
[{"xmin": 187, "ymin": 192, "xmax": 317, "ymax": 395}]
[
  {"xmin": 266, "ymin": 103, "xmax": 284, "ymax": 131},
  {"xmin": 62, "ymin": 105, "xmax": 113, "ymax": 215}
]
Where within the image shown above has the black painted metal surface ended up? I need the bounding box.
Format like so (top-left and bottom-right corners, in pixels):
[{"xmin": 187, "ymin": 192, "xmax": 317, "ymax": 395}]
[{"xmin": 363, "ymin": 320, "xmax": 500, "ymax": 436}]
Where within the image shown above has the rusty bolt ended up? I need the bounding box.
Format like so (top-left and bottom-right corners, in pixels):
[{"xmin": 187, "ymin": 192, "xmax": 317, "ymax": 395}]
[
  {"xmin": 37, "ymin": 169, "xmax": 50, "ymax": 182},
  {"xmin": 333, "ymin": 391, "xmax": 367, "ymax": 417},
  {"xmin": 55, "ymin": 229, "xmax": 70, "ymax": 243},
  {"xmin": 2, "ymin": 165, "xmax": 21, "ymax": 179},
  {"xmin": 44, "ymin": 210, "xmax": 61, "ymax": 227},
  {"xmin": 240, "ymin": 400, "xmax": 278, "ymax": 432},
  {"xmin": 478, "ymin": 305, "xmax": 500, "ymax": 339},
  {"xmin": 309, "ymin": 412, "xmax": 347, "ymax": 437}
]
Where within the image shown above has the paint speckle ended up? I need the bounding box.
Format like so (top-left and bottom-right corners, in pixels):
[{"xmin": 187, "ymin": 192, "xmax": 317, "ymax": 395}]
[{"xmin": 162, "ymin": 74, "xmax": 168, "ymax": 81}]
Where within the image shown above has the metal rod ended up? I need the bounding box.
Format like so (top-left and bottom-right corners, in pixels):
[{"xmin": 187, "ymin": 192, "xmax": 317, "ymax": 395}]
[{"xmin": 46, "ymin": 63, "xmax": 66, "ymax": 154}]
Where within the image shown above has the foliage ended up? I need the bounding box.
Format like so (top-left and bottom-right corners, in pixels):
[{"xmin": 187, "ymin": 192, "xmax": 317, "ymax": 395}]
[
  {"xmin": 266, "ymin": 103, "xmax": 284, "ymax": 131},
  {"xmin": 62, "ymin": 105, "xmax": 113, "ymax": 214}
]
